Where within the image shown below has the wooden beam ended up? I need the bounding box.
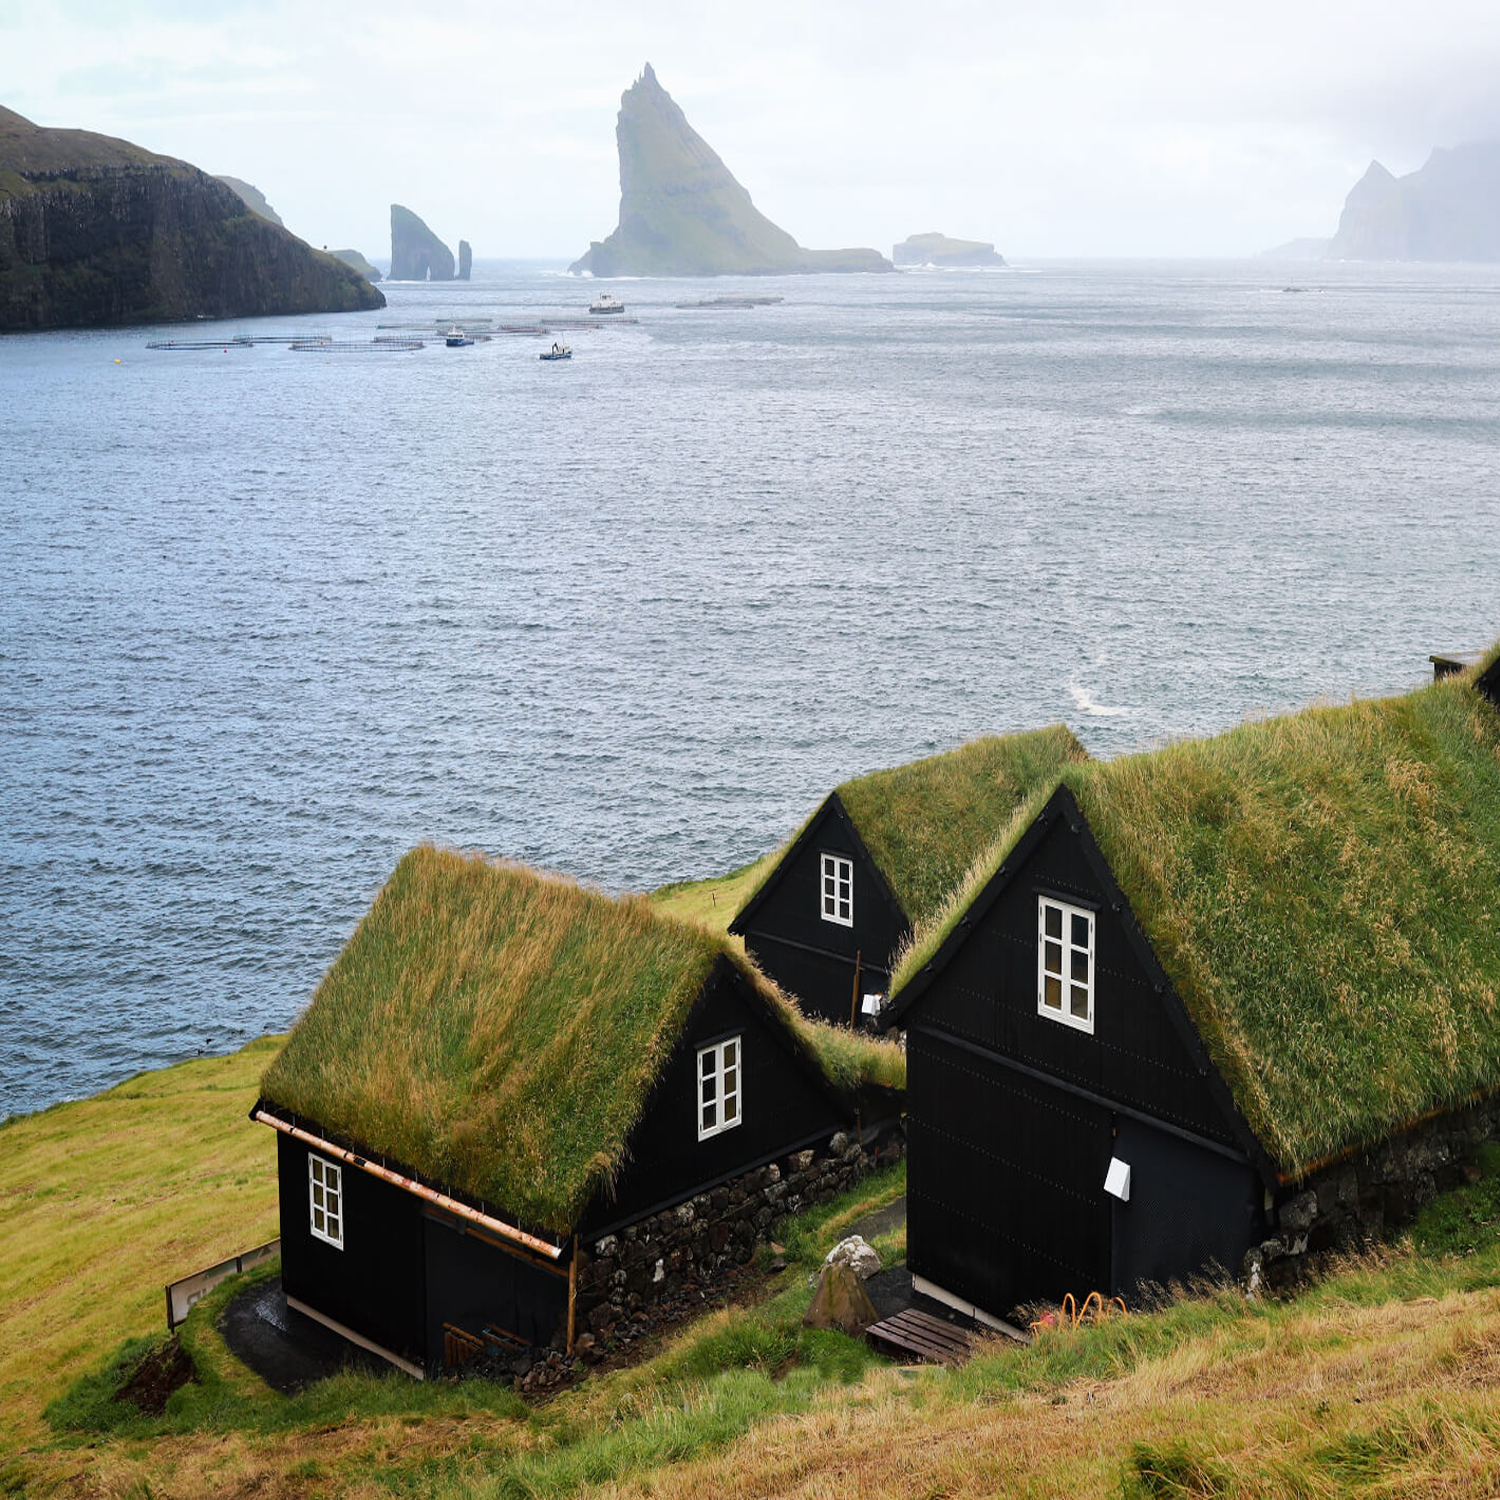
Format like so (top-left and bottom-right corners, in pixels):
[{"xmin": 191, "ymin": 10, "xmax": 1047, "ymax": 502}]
[
  {"xmin": 254, "ymin": 1108, "xmax": 564, "ymax": 1260},
  {"xmin": 566, "ymin": 1238, "xmax": 579, "ymax": 1355}
]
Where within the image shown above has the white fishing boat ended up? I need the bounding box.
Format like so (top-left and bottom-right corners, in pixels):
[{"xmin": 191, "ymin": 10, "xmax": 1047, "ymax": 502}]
[{"xmin": 588, "ymin": 293, "xmax": 625, "ymax": 315}]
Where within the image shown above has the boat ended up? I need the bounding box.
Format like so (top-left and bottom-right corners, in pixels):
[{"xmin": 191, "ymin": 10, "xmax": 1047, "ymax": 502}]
[
  {"xmin": 588, "ymin": 293, "xmax": 625, "ymax": 315},
  {"xmin": 444, "ymin": 326, "xmax": 474, "ymax": 347},
  {"xmin": 539, "ymin": 342, "xmax": 572, "ymax": 362}
]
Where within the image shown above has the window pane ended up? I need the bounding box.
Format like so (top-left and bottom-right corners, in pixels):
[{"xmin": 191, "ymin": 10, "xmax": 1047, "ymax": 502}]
[
  {"xmin": 702, "ymin": 1077, "xmax": 716, "ymax": 1103},
  {"xmin": 1072, "ymin": 950, "xmax": 1089, "ymax": 982},
  {"xmin": 723, "ymin": 1040, "xmax": 736, "ymax": 1067},
  {"xmin": 312, "ymin": 1182, "xmax": 324, "ymax": 1209},
  {"xmin": 313, "ymin": 1207, "xmax": 325, "ymax": 1232},
  {"xmin": 327, "ymin": 1190, "xmax": 340, "ymax": 1214},
  {"xmin": 1072, "ymin": 913, "xmax": 1090, "ymax": 947},
  {"xmin": 703, "ymin": 1103, "xmax": 716, "ymax": 1130},
  {"xmin": 701, "ymin": 1050, "xmax": 713, "ymax": 1076},
  {"xmin": 723, "ymin": 1067, "xmax": 736, "ymax": 1094},
  {"xmin": 327, "ymin": 1217, "xmax": 339, "ymax": 1242},
  {"xmin": 724, "ymin": 1095, "xmax": 738, "ymax": 1122},
  {"xmin": 1071, "ymin": 985, "xmax": 1089, "ymax": 1018},
  {"xmin": 1045, "ymin": 904, "xmax": 1062, "ymax": 938},
  {"xmin": 311, "ymin": 1158, "xmax": 323, "ymax": 1183},
  {"xmin": 1044, "ymin": 941, "xmax": 1062, "ymax": 974},
  {"xmin": 1044, "ymin": 975, "xmax": 1062, "ymax": 1009}
]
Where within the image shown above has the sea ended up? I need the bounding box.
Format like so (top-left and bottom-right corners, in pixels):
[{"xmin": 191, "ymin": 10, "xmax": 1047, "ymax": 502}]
[{"xmin": 3, "ymin": 258, "xmax": 1498, "ymax": 1117}]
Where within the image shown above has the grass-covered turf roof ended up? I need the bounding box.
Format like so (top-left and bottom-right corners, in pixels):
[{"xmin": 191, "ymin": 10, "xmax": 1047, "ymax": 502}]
[
  {"xmin": 745, "ymin": 726, "xmax": 1087, "ymax": 931},
  {"xmin": 260, "ymin": 849, "xmax": 903, "ymax": 1233},
  {"xmin": 894, "ymin": 664, "xmax": 1500, "ymax": 1179}
]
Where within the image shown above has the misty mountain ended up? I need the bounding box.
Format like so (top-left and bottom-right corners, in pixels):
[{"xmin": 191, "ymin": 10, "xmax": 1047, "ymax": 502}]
[
  {"xmin": 570, "ymin": 65, "xmax": 889, "ymax": 277},
  {"xmin": 1328, "ymin": 143, "xmax": 1500, "ymax": 261}
]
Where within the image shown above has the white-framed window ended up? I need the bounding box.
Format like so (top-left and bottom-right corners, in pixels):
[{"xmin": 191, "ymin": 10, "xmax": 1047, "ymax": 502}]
[
  {"xmin": 820, "ymin": 852, "xmax": 853, "ymax": 926},
  {"xmin": 1037, "ymin": 896, "xmax": 1095, "ymax": 1033},
  {"xmin": 309, "ymin": 1153, "xmax": 344, "ymax": 1249},
  {"xmin": 697, "ymin": 1036, "xmax": 743, "ymax": 1140}
]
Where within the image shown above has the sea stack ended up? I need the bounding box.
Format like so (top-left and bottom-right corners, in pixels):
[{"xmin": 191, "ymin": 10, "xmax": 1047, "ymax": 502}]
[
  {"xmin": 0, "ymin": 106, "xmax": 383, "ymax": 331},
  {"xmin": 570, "ymin": 64, "xmax": 890, "ymax": 277},
  {"xmin": 389, "ymin": 204, "xmax": 455, "ymax": 280},
  {"xmin": 1327, "ymin": 143, "xmax": 1500, "ymax": 261},
  {"xmin": 457, "ymin": 239, "xmax": 472, "ymax": 280},
  {"xmin": 892, "ymin": 232, "xmax": 1005, "ymax": 267}
]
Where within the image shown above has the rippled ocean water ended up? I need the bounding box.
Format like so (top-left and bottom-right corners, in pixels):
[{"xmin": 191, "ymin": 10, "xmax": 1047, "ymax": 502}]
[{"xmin": 3, "ymin": 258, "xmax": 1498, "ymax": 1114}]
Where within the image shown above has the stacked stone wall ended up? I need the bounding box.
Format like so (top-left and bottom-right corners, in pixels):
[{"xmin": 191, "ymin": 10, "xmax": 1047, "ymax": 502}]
[
  {"xmin": 1247, "ymin": 1094, "xmax": 1500, "ymax": 1290},
  {"xmin": 570, "ymin": 1129, "xmax": 901, "ymax": 1349}
]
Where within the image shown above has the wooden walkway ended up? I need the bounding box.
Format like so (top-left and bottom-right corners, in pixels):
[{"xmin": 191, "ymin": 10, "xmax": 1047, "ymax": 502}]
[{"xmin": 865, "ymin": 1308, "xmax": 977, "ymax": 1365}]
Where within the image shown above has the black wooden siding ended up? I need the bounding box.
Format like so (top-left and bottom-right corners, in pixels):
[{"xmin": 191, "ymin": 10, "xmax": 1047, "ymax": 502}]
[
  {"xmin": 903, "ymin": 806, "xmax": 1263, "ymax": 1318},
  {"xmin": 1110, "ymin": 1116, "xmax": 1262, "ymax": 1294},
  {"xmin": 423, "ymin": 1213, "xmax": 569, "ymax": 1353},
  {"xmin": 911, "ymin": 815, "xmax": 1236, "ymax": 1146},
  {"xmin": 276, "ymin": 1129, "xmax": 427, "ymax": 1364},
  {"xmin": 735, "ymin": 796, "xmax": 908, "ymax": 1025},
  {"xmin": 582, "ymin": 955, "xmax": 851, "ymax": 1234}
]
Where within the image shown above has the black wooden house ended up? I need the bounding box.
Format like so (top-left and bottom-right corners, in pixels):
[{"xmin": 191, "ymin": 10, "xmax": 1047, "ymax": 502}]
[
  {"xmin": 890, "ymin": 662, "xmax": 1500, "ymax": 1326},
  {"xmin": 729, "ymin": 727, "xmax": 1085, "ymax": 1026},
  {"xmin": 253, "ymin": 848, "xmax": 901, "ymax": 1376}
]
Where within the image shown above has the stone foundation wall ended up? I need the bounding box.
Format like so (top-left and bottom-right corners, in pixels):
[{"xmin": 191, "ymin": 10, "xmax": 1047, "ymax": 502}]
[
  {"xmin": 1247, "ymin": 1094, "xmax": 1500, "ymax": 1290},
  {"xmin": 570, "ymin": 1128, "xmax": 901, "ymax": 1350}
]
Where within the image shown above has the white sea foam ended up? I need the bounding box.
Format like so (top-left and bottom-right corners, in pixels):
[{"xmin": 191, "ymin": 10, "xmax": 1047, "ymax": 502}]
[{"xmin": 1068, "ymin": 681, "xmax": 1129, "ymax": 717}]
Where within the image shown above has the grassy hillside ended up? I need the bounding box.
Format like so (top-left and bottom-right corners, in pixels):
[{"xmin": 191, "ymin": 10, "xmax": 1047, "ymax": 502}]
[
  {"xmin": 0, "ymin": 1039, "xmax": 281, "ymax": 1457},
  {"xmin": 8, "ymin": 849, "xmax": 1500, "ymax": 1497},
  {"xmin": 7, "ymin": 1038, "xmax": 1500, "ymax": 1496}
]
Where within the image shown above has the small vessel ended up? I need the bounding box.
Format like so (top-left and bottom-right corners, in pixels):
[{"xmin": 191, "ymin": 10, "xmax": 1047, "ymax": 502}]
[
  {"xmin": 539, "ymin": 342, "xmax": 572, "ymax": 361},
  {"xmin": 444, "ymin": 326, "xmax": 473, "ymax": 347},
  {"xmin": 588, "ymin": 293, "xmax": 625, "ymax": 315}
]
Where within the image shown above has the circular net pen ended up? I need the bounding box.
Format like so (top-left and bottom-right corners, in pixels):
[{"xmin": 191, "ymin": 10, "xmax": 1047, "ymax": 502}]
[{"xmin": 289, "ymin": 337, "xmax": 426, "ymax": 353}]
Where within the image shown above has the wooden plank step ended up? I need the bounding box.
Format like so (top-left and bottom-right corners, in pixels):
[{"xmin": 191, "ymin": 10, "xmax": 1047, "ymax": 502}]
[{"xmin": 866, "ymin": 1308, "xmax": 976, "ymax": 1365}]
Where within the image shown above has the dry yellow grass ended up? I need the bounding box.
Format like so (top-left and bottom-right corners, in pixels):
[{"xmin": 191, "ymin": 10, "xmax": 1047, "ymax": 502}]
[{"xmin": 584, "ymin": 1286, "xmax": 1500, "ymax": 1500}]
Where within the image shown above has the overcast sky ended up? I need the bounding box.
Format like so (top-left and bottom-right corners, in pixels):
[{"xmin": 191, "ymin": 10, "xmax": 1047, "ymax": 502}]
[{"xmin": 4, "ymin": 0, "xmax": 1498, "ymax": 261}]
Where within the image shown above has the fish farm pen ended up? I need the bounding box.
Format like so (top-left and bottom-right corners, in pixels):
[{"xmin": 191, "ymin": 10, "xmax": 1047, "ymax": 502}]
[
  {"xmin": 145, "ymin": 336, "xmax": 330, "ymax": 350},
  {"xmin": 290, "ymin": 338, "xmax": 424, "ymax": 353},
  {"xmin": 146, "ymin": 336, "xmax": 426, "ymax": 353}
]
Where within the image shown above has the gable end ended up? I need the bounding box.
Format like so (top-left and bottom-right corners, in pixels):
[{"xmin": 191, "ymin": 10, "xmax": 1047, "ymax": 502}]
[
  {"xmin": 731, "ymin": 793, "xmax": 909, "ymax": 937},
  {"xmin": 893, "ymin": 785, "xmax": 1275, "ymax": 1186}
]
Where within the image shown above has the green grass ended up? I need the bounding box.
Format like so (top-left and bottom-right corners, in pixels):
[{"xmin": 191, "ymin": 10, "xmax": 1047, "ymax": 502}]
[
  {"xmin": 20, "ymin": 1031, "xmax": 1500, "ymax": 1499},
  {"xmin": 647, "ymin": 853, "xmax": 777, "ymax": 942},
  {"xmin": 1413, "ymin": 1144, "xmax": 1500, "ymax": 1256},
  {"xmin": 34, "ymin": 1148, "xmax": 906, "ymax": 1498},
  {"xmin": 46, "ymin": 1260, "xmax": 529, "ymax": 1443},
  {"xmin": 261, "ymin": 849, "xmax": 900, "ymax": 1233},
  {"xmin": 835, "ymin": 724, "xmax": 1087, "ymax": 928},
  {"xmin": 896, "ymin": 667, "xmax": 1500, "ymax": 1179},
  {"xmin": 739, "ymin": 725, "xmax": 1085, "ymax": 934}
]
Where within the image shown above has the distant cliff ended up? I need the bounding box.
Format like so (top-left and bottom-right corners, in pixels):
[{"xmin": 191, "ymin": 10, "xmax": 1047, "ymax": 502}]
[
  {"xmin": 458, "ymin": 239, "xmax": 471, "ymax": 280},
  {"xmin": 570, "ymin": 64, "xmax": 890, "ymax": 277},
  {"xmin": 893, "ymin": 232, "xmax": 1005, "ymax": 267},
  {"xmin": 215, "ymin": 175, "xmax": 284, "ymax": 227},
  {"xmin": 0, "ymin": 107, "xmax": 382, "ymax": 332},
  {"xmin": 332, "ymin": 248, "xmax": 382, "ymax": 282},
  {"xmin": 1328, "ymin": 143, "xmax": 1500, "ymax": 261},
  {"xmin": 390, "ymin": 204, "xmax": 455, "ymax": 280}
]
